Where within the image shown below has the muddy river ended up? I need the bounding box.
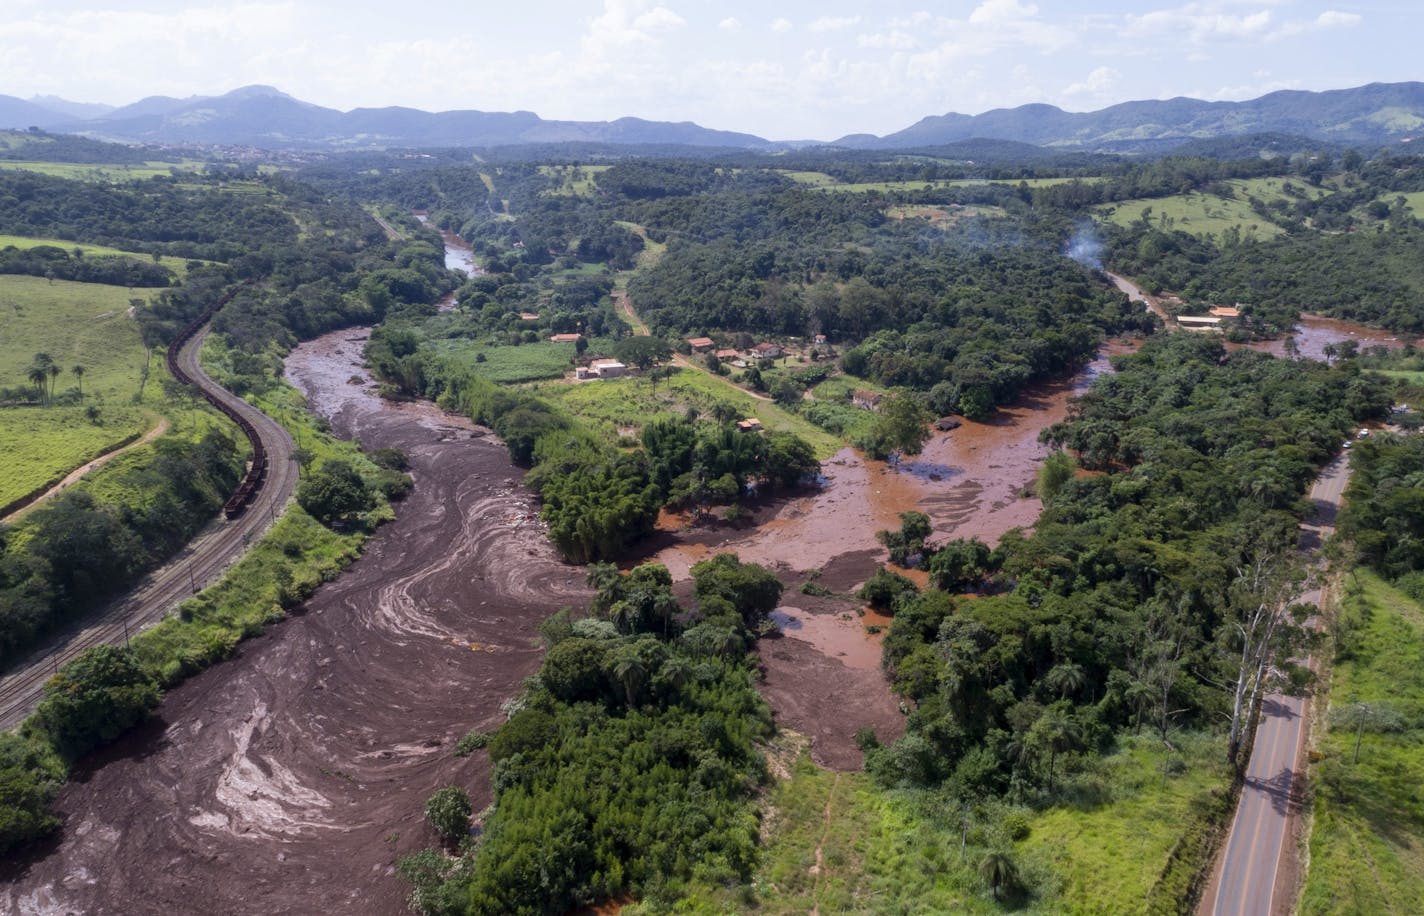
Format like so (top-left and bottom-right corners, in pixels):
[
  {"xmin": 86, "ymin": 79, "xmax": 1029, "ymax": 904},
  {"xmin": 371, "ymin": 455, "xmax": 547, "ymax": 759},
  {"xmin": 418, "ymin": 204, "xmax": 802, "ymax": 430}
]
[{"xmin": 2, "ymin": 331, "xmax": 587, "ymax": 915}]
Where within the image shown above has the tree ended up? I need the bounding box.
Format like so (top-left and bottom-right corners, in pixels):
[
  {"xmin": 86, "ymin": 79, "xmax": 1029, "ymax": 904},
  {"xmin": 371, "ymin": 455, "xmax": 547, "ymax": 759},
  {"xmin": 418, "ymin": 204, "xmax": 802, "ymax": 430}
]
[
  {"xmin": 26, "ymin": 363, "xmax": 48, "ymax": 403},
  {"xmin": 1220, "ymin": 550, "xmax": 1313, "ymax": 766},
  {"xmin": 34, "ymin": 645, "xmax": 160, "ymax": 760},
  {"xmin": 979, "ymin": 850, "xmax": 1019, "ymax": 901},
  {"xmin": 425, "ymin": 786, "xmax": 472, "ymax": 845},
  {"xmin": 613, "ymin": 335, "xmax": 671, "ymax": 370},
  {"xmin": 70, "ymin": 364, "xmax": 85, "ymax": 396},
  {"xmin": 1042, "ymin": 662, "xmax": 1087, "ymax": 700},
  {"xmin": 860, "ymin": 392, "xmax": 932, "ymax": 464},
  {"xmin": 691, "ymin": 554, "xmax": 783, "ymax": 630},
  {"xmin": 611, "ymin": 644, "xmax": 648, "ymax": 708},
  {"xmin": 0, "ymin": 733, "xmax": 63, "ymax": 853},
  {"xmin": 296, "ymin": 459, "xmax": 376, "ymax": 526}
]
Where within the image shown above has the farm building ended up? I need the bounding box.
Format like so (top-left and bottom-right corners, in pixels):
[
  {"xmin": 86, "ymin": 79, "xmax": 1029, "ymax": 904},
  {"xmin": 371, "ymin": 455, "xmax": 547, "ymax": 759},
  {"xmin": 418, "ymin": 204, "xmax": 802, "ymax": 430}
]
[
  {"xmin": 751, "ymin": 343, "xmax": 784, "ymax": 359},
  {"xmin": 714, "ymin": 348, "xmax": 740, "ymax": 360},
  {"xmin": 853, "ymin": 389, "xmax": 885, "ymax": 411},
  {"xmin": 588, "ymin": 359, "xmax": 627, "ymax": 378},
  {"xmin": 686, "ymin": 337, "xmax": 715, "ymax": 351},
  {"xmin": 736, "ymin": 418, "xmax": 763, "ymax": 432},
  {"xmin": 550, "ymin": 333, "xmax": 583, "ymax": 343}
]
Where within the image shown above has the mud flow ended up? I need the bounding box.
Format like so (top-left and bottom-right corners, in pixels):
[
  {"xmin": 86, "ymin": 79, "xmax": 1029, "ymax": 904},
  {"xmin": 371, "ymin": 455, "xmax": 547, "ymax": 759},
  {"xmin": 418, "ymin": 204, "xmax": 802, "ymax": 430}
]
[{"xmin": 3, "ymin": 329, "xmax": 587, "ymax": 915}]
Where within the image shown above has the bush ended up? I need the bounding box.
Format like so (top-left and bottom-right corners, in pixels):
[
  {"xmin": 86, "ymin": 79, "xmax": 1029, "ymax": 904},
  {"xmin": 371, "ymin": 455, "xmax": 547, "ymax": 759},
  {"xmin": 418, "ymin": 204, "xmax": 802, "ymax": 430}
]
[
  {"xmin": 425, "ymin": 786, "xmax": 473, "ymax": 844},
  {"xmin": 296, "ymin": 459, "xmax": 376, "ymax": 526},
  {"xmin": 33, "ymin": 645, "xmax": 161, "ymax": 760},
  {"xmin": 859, "ymin": 567, "xmax": 919, "ymax": 612},
  {"xmin": 0, "ymin": 733, "xmax": 64, "ymax": 853}
]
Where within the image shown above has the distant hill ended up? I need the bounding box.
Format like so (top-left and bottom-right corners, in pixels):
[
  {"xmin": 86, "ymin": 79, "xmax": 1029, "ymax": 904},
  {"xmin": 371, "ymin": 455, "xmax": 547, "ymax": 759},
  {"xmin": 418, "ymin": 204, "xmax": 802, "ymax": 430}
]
[
  {"xmin": 840, "ymin": 83, "xmax": 1424, "ymax": 152},
  {"xmin": 6, "ymin": 81, "xmax": 1424, "ymax": 154},
  {"xmin": 26, "ymin": 95, "xmax": 114, "ymax": 121},
  {"xmin": 57, "ymin": 85, "xmax": 775, "ymax": 151},
  {"xmin": 0, "ymin": 95, "xmax": 73, "ymax": 130}
]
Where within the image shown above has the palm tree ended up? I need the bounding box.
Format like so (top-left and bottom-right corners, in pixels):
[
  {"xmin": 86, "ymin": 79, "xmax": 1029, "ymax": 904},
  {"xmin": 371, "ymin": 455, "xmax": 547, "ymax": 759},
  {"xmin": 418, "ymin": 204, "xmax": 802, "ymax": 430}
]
[
  {"xmin": 1043, "ymin": 662, "xmax": 1087, "ymax": 700},
  {"xmin": 979, "ymin": 850, "xmax": 1019, "ymax": 902},
  {"xmin": 71, "ymin": 364, "xmax": 85, "ymax": 396},
  {"xmin": 1034, "ymin": 708, "xmax": 1082, "ymax": 793},
  {"xmin": 612, "ymin": 650, "xmax": 647, "ymax": 708},
  {"xmin": 46, "ymin": 363, "xmax": 61, "ymax": 401},
  {"xmin": 27, "ymin": 364, "xmax": 49, "ymax": 403}
]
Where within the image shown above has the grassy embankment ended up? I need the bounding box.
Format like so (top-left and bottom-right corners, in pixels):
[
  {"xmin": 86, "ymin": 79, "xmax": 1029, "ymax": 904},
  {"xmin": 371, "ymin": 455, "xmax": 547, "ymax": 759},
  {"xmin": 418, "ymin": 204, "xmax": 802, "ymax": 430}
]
[
  {"xmin": 674, "ymin": 731, "xmax": 1230, "ymax": 914},
  {"xmin": 1299, "ymin": 570, "xmax": 1424, "ymax": 914},
  {"xmin": 0, "ymin": 275, "xmax": 176, "ymax": 509}
]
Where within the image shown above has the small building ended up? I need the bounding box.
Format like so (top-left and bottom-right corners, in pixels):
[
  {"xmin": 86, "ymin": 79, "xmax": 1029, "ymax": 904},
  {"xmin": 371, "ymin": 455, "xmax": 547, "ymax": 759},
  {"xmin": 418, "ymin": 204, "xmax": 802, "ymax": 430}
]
[
  {"xmin": 751, "ymin": 342, "xmax": 784, "ymax": 359},
  {"xmin": 686, "ymin": 336, "xmax": 715, "ymax": 351},
  {"xmin": 589, "ymin": 359, "xmax": 627, "ymax": 378},
  {"xmin": 714, "ymin": 348, "xmax": 741, "ymax": 360},
  {"xmin": 736, "ymin": 418, "xmax": 763, "ymax": 432},
  {"xmin": 519, "ymin": 312, "xmax": 541, "ymax": 321},
  {"xmin": 574, "ymin": 366, "xmax": 593, "ymax": 380},
  {"xmin": 852, "ymin": 389, "xmax": 884, "ymax": 411},
  {"xmin": 1208, "ymin": 306, "xmax": 1240, "ymax": 319},
  {"xmin": 813, "ymin": 333, "xmax": 828, "ymax": 345},
  {"xmin": 1176, "ymin": 315, "xmax": 1223, "ymax": 331},
  {"xmin": 550, "ymin": 333, "xmax": 583, "ymax": 343}
]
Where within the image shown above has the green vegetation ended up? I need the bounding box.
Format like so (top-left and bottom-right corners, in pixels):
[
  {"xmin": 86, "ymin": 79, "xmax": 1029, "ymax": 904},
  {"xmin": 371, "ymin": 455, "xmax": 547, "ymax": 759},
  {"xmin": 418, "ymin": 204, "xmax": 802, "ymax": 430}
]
[
  {"xmin": 0, "ymin": 275, "xmax": 170, "ymax": 507},
  {"xmin": 401, "ymin": 557, "xmax": 779, "ymax": 914},
  {"xmin": 1302, "ymin": 571, "xmax": 1424, "ymax": 914},
  {"xmin": 0, "ymin": 160, "xmax": 202, "ymax": 181}
]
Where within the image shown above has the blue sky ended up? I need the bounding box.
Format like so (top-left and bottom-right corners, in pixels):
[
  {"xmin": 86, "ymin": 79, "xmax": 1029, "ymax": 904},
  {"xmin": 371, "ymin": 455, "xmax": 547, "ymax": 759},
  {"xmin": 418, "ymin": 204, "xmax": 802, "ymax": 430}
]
[{"xmin": 1, "ymin": 1, "xmax": 1416, "ymax": 139}]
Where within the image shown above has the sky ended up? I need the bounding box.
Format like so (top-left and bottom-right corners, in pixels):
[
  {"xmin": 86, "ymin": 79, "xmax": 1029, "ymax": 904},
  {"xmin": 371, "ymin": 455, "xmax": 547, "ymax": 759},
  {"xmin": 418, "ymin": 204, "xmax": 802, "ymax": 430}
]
[{"xmin": 1, "ymin": 0, "xmax": 1417, "ymax": 140}]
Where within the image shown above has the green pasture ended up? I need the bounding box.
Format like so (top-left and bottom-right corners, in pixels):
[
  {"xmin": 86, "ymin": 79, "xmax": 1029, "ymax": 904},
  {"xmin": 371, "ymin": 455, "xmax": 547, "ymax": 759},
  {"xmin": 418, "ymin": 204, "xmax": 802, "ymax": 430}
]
[
  {"xmin": 1300, "ymin": 571, "xmax": 1424, "ymax": 914},
  {"xmin": 1097, "ymin": 191, "xmax": 1285, "ymax": 241},
  {"xmin": 0, "ymin": 276, "xmax": 171, "ymax": 506},
  {"xmin": 538, "ymin": 164, "xmax": 611, "ymax": 197},
  {"xmin": 431, "ymin": 338, "xmax": 580, "ymax": 384},
  {"xmin": 531, "ymin": 366, "xmax": 843, "ymax": 458},
  {"xmin": 1392, "ymin": 190, "xmax": 1424, "ymax": 218},
  {"xmin": 0, "ymin": 159, "xmax": 202, "ymax": 181},
  {"xmin": 0, "ymin": 233, "xmax": 198, "ymax": 276}
]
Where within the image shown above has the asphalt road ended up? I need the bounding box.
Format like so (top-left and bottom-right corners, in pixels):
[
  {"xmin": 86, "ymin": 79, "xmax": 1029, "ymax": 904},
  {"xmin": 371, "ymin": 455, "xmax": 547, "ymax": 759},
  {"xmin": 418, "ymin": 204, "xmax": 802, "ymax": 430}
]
[
  {"xmin": 0, "ymin": 323, "xmax": 298, "ymax": 731},
  {"xmin": 1207, "ymin": 453, "xmax": 1350, "ymax": 916}
]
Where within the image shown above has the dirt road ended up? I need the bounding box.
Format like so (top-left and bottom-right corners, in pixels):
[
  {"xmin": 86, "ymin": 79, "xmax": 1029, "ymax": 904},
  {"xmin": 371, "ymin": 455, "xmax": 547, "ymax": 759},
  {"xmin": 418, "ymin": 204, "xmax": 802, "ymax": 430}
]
[
  {"xmin": 1, "ymin": 329, "xmax": 587, "ymax": 915},
  {"xmin": 0, "ymin": 324, "xmax": 297, "ymax": 732},
  {"xmin": 0, "ymin": 416, "xmax": 170, "ymax": 525},
  {"xmin": 1203, "ymin": 454, "xmax": 1350, "ymax": 916}
]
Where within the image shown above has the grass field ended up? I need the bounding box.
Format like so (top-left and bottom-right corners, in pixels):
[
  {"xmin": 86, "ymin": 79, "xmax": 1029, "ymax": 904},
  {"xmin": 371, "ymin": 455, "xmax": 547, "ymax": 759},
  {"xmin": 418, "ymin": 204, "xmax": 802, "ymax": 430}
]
[
  {"xmin": 430, "ymin": 338, "xmax": 581, "ymax": 384},
  {"xmin": 679, "ymin": 730, "xmax": 1230, "ymax": 914},
  {"xmin": 0, "ymin": 275, "xmax": 171, "ymax": 507},
  {"xmin": 1393, "ymin": 191, "xmax": 1424, "ymax": 218},
  {"xmin": 538, "ymin": 164, "xmax": 611, "ymax": 196},
  {"xmin": 1097, "ymin": 191, "xmax": 1284, "ymax": 241},
  {"xmin": 1299, "ymin": 571, "xmax": 1424, "ymax": 915},
  {"xmin": 0, "ymin": 233, "xmax": 198, "ymax": 276},
  {"xmin": 0, "ymin": 159, "xmax": 202, "ymax": 181},
  {"xmin": 531, "ymin": 366, "xmax": 844, "ymax": 458}
]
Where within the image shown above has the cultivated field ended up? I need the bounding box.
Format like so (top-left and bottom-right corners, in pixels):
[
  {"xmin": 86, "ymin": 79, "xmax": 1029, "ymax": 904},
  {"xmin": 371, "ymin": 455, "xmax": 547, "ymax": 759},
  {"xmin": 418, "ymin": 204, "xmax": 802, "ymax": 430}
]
[{"xmin": 0, "ymin": 234, "xmax": 197, "ymax": 276}]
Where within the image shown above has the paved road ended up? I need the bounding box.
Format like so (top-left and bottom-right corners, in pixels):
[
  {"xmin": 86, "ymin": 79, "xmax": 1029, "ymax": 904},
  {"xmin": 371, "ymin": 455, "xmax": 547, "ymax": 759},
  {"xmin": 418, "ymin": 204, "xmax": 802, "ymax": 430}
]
[
  {"xmin": 1207, "ymin": 453, "xmax": 1350, "ymax": 916},
  {"xmin": 0, "ymin": 323, "xmax": 298, "ymax": 731}
]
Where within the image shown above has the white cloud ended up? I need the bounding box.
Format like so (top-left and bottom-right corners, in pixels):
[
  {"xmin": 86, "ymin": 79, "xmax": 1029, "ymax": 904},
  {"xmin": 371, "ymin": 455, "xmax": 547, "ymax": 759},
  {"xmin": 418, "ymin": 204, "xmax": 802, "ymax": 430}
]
[
  {"xmin": 717, "ymin": 17, "xmax": 741, "ymax": 31},
  {"xmin": 770, "ymin": 18, "xmax": 793, "ymax": 34},
  {"xmin": 1125, "ymin": 5, "xmax": 1274, "ymax": 42},
  {"xmin": 969, "ymin": 0, "xmax": 1040, "ymax": 25},
  {"xmin": 858, "ymin": 30, "xmax": 917, "ymax": 51},
  {"xmin": 1316, "ymin": 10, "xmax": 1362, "ymax": 29},
  {"xmin": 1064, "ymin": 65, "xmax": 1119, "ymax": 97},
  {"xmin": 809, "ymin": 16, "xmax": 860, "ymax": 33}
]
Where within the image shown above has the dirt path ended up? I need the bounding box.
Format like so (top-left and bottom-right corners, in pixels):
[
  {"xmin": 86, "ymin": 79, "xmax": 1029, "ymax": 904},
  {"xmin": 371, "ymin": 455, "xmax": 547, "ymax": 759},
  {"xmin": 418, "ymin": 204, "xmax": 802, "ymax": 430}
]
[
  {"xmin": 0, "ymin": 415, "xmax": 169, "ymax": 525},
  {"xmin": 807, "ymin": 772, "xmax": 842, "ymax": 916},
  {"xmin": 1, "ymin": 329, "xmax": 588, "ymax": 915}
]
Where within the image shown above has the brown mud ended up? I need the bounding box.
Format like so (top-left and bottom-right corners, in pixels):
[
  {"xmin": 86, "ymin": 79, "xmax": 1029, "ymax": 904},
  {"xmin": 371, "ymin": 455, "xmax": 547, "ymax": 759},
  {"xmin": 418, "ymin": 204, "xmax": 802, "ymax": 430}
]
[
  {"xmin": 2, "ymin": 329, "xmax": 587, "ymax": 915},
  {"xmin": 1239, "ymin": 313, "xmax": 1411, "ymax": 360}
]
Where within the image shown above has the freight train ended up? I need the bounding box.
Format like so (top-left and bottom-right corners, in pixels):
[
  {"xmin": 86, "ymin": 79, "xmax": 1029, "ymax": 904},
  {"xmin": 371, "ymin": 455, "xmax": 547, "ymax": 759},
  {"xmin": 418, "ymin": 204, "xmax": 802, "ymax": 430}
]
[{"xmin": 163, "ymin": 282, "xmax": 269, "ymax": 519}]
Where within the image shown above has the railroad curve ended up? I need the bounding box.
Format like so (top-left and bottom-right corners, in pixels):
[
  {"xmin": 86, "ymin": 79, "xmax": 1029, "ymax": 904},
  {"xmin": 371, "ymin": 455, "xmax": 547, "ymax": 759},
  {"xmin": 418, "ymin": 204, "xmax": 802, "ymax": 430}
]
[{"xmin": 0, "ymin": 306, "xmax": 298, "ymax": 731}]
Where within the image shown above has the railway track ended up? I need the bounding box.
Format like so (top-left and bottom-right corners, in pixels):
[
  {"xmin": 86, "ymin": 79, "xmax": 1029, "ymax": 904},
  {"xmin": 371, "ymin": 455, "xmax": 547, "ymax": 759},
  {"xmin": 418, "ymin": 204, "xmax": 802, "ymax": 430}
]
[{"xmin": 0, "ymin": 288, "xmax": 299, "ymax": 731}]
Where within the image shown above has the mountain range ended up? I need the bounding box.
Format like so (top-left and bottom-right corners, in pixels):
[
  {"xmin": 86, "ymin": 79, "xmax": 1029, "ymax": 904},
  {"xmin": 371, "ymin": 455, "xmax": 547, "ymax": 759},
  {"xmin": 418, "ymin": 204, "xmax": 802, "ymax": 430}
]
[{"xmin": 2, "ymin": 82, "xmax": 1422, "ymax": 153}]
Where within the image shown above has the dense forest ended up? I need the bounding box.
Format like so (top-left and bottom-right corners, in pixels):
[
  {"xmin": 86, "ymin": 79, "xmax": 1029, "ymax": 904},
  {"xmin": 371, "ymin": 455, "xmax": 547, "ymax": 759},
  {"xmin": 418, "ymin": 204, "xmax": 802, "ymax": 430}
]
[{"xmin": 401, "ymin": 555, "xmax": 782, "ymax": 914}]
